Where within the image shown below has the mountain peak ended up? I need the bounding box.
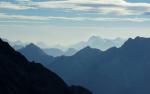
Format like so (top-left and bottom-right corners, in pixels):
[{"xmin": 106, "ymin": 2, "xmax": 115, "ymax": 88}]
[
  {"xmin": 19, "ymin": 43, "xmax": 54, "ymax": 66},
  {"xmin": 122, "ymin": 37, "xmax": 150, "ymax": 47},
  {"xmin": 26, "ymin": 43, "xmax": 38, "ymax": 48},
  {"xmin": 74, "ymin": 46, "xmax": 101, "ymax": 57},
  {"xmin": 120, "ymin": 37, "xmax": 150, "ymax": 55},
  {"xmin": 88, "ymin": 36, "xmax": 102, "ymax": 42},
  {"xmin": 19, "ymin": 43, "xmax": 48, "ymax": 58},
  {"xmin": 21, "ymin": 43, "xmax": 45, "ymax": 54}
]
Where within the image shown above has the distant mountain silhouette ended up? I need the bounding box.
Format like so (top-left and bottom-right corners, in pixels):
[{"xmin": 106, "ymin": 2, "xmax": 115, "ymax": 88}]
[
  {"xmin": 18, "ymin": 43, "xmax": 54, "ymax": 66},
  {"xmin": 44, "ymin": 48, "xmax": 77, "ymax": 57},
  {"xmin": 74, "ymin": 46, "xmax": 101, "ymax": 57},
  {"xmin": 0, "ymin": 38, "xmax": 92, "ymax": 94},
  {"xmin": 71, "ymin": 36, "xmax": 126, "ymax": 51},
  {"xmin": 64, "ymin": 48, "xmax": 77, "ymax": 56},
  {"xmin": 19, "ymin": 44, "xmax": 77, "ymax": 66},
  {"xmin": 13, "ymin": 45, "xmax": 24, "ymax": 50},
  {"xmin": 49, "ymin": 37, "xmax": 150, "ymax": 94},
  {"xmin": 44, "ymin": 48, "xmax": 64, "ymax": 57}
]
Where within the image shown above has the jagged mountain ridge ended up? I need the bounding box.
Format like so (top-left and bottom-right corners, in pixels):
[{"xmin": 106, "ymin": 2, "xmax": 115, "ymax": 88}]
[
  {"xmin": 0, "ymin": 38, "xmax": 92, "ymax": 94},
  {"xmin": 49, "ymin": 37, "xmax": 150, "ymax": 94},
  {"xmin": 70, "ymin": 36, "xmax": 126, "ymax": 51}
]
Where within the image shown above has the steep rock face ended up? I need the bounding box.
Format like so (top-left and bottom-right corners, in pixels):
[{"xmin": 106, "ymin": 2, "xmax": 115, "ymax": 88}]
[
  {"xmin": 0, "ymin": 39, "xmax": 92, "ymax": 94},
  {"xmin": 49, "ymin": 37, "xmax": 150, "ymax": 94}
]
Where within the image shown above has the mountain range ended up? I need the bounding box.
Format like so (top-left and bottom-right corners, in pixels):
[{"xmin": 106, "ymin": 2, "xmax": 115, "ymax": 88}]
[
  {"xmin": 70, "ymin": 36, "xmax": 126, "ymax": 51},
  {"xmin": 47, "ymin": 37, "xmax": 150, "ymax": 94},
  {"xmin": 0, "ymin": 38, "xmax": 92, "ymax": 94},
  {"xmin": 18, "ymin": 36, "xmax": 150, "ymax": 94},
  {"xmin": 3, "ymin": 36, "xmax": 126, "ymax": 57},
  {"xmin": 43, "ymin": 47, "xmax": 77, "ymax": 57},
  {"xmin": 3, "ymin": 36, "xmax": 150, "ymax": 94},
  {"xmin": 18, "ymin": 43, "xmax": 77, "ymax": 67}
]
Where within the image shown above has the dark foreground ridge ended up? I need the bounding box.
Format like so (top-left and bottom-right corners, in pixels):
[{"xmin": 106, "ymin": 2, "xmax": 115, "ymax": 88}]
[{"xmin": 0, "ymin": 38, "xmax": 92, "ymax": 94}]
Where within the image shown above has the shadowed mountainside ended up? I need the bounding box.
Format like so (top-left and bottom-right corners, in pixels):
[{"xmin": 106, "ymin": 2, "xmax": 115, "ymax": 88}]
[
  {"xmin": 0, "ymin": 38, "xmax": 92, "ymax": 94},
  {"xmin": 18, "ymin": 43, "xmax": 54, "ymax": 66},
  {"xmin": 49, "ymin": 37, "xmax": 150, "ymax": 94}
]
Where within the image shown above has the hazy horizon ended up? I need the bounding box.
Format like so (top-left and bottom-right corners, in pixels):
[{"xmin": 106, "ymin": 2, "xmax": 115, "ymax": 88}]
[
  {"xmin": 0, "ymin": 0, "xmax": 149, "ymax": 46},
  {"xmin": 0, "ymin": 25, "xmax": 150, "ymax": 47}
]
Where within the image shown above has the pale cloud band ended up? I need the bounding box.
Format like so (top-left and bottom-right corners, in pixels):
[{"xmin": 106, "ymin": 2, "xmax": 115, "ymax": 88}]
[
  {"xmin": 0, "ymin": 0, "xmax": 149, "ymax": 22},
  {"xmin": 0, "ymin": 0, "xmax": 150, "ymax": 15},
  {"xmin": 0, "ymin": 13, "xmax": 149, "ymax": 22}
]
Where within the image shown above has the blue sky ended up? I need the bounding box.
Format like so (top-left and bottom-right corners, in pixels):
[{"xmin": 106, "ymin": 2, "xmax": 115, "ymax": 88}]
[{"xmin": 0, "ymin": 0, "xmax": 149, "ymax": 46}]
